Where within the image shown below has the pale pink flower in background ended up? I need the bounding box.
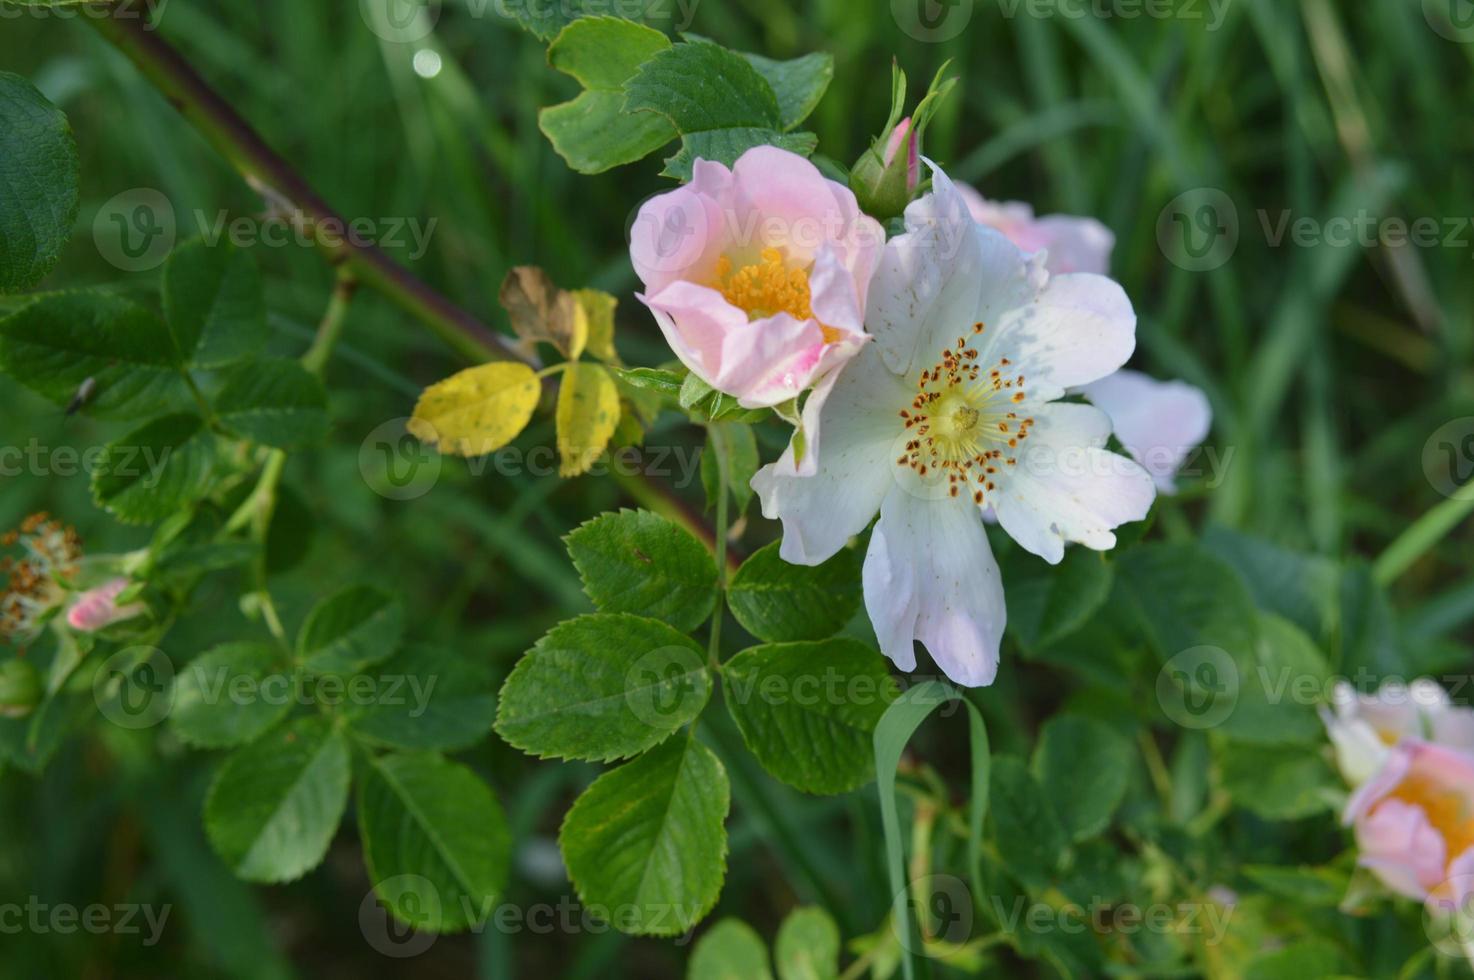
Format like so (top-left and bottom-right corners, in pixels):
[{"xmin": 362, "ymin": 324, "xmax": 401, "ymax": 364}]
[
  {"xmin": 1322, "ymin": 679, "xmax": 1474, "ymax": 787},
  {"xmin": 67, "ymin": 578, "xmax": 146, "ymax": 633},
  {"xmin": 754, "ymin": 163, "xmax": 1154, "ymax": 687},
  {"xmin": 958, "ymin": 183, "xmax": 1212, "ymax": 492},
  {"xmin": 630, "ymin": 146, "xmax": 884, "ymax": 472},
  {"xmin": 1345, "ymin": 740, "xmax": 1474, "ymax": 911}
]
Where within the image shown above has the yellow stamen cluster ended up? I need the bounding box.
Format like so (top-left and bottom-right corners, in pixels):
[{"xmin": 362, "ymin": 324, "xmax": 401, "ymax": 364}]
[
  {"xmin": 714, "ymin": 247, "xmax": 814, "ymax": 322},
  {"xmin": 1388, "ymin": 772, "xmax": 1474, "ymax": 873},
  {"xmin": 1, "ymin": 513, "xmax": 81, "ymax": 646},
  {"xmin": 896, "ymin": 323, "xmax": 1035, "ymax": 505}
]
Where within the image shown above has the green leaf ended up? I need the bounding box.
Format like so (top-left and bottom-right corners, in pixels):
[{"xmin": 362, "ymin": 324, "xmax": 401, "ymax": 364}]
[
  {"xmin": 723, "ymin": 639, "xmax": 897, "ymax": 794},
  {"xmin": 872, "ymin": 682, "xmax": 989, "ymax": 980},
  {"xmin": 170, "ymin": 643, "xmax": 293, "ymax": 749},
  {"xmin": 1202, "ymin": 525, "xmax": 1340, "ymax": 642},
  {"xmin": 214, "ymin": 357, "xmax": 330, "ymax": 449},
  {"xmin": 1217, "ymin": 612, "xmax": 1331, "ymax": 746},
  {"xmin": 344, "ymin": 645, "xmax": 496, "ymax": 752},
  {"xmin": 625, "ymin": 39, "xmax": 781, "ymax": 133},
  {"xmin": 990, "ymin": 756, "xmax": 1065, "ymax": 891},
  {"xmin": 496, "ymin": 613, "xmax": 710, "ymax": 763},
  {"xmin": 1004, "ymin": 548, "xmax": 1114, "ymax": 650},
  {"xmin": 1242, "ymin": 864, "xmax": 1350, "ymax": 908},
  {"xmin": 162, "ymin": 238, "xmax": 268, "ymax": 367},
  {"xmin": 0, "ymin": 72, "xmax": 78, "ymax": 293},
  {"xmin": 610, "ymin": 365, "xmax": 685, "ymax": 400},
  {"xmin": 700, "ymin": 422, "xmax": 758, "ymax": 515},
  {"xmin": 540, "ymin": 16, "xmax": 676, "ymax": 174},
  {"xmin": 775, "ymin": 907, "xmax": 840, "ymax": 980},
  {"xmin": 662, "ymin": 129, "xmax": 819, "ymax": 182},
  {"xmin": 203, "ymin": 717, "xmax": 351, "ymax": 883},
  {"xmin": 358, "ymin": 752, "xmax": 511, "ymax": 933},
  {"xmin": 1116, "ymin": 543, "xmax": 1258, "ymax": 662},
  {"xmin": 91, "ymin": 413, "xmax": 217, "ymax": 524},
  {"xmin": 1244, "ymin": 939, "xmax": 1347, "ymax": 979},
  {"xmin": 1031, "ymin": 715, "xmax": 1130, "ymax": 841},
  {"xmin": 727, "ymin": 542, "xmax": 862, "ymax": 643},
  {"xmin": 559, "ymin": 735, "xmax": 729, "ymax": 936},
  {"xmin": 1217, "ymin": 741, "xmax": 1337, "ymax": 820},
  {"xmin": 565, "ymin": 509, "xmax": 718, "ymax": 632},
  {"xmin": 688, "ymin": 919, "xmax": 773, "ymax": 980},
  {"xmin": 741, "ymin": 52, "xmax": 834, "ymax": 131},
  {"xmin": 0, "ymin": 291, "xmax": 189, "ymax": 419},
  {"xmin": 296, "ymin": 585, "xmax": 404, "ymax": 675}
]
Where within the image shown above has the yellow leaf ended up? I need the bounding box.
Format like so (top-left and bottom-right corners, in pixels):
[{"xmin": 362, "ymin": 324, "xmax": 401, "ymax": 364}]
[
  {"xmin": 409, "ymin": 362, "xmax": 540, "ymax": 457},
  {"xmin": 573, "ymin": 288, "xmax": 619, "ymax": 363},
  {"xmin": 556, "ymin": 363, "xmax": 620, "ymax": 476}
]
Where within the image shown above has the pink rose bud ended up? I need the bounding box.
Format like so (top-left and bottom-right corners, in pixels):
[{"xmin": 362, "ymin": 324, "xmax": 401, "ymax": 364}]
[
  {"xmin": 67, "ymin": 578, "xmax": 146, "ymax": 633},
  {"xmin": 1345, "ymin": 740, "xmax": 1474, "ymax": 909}
]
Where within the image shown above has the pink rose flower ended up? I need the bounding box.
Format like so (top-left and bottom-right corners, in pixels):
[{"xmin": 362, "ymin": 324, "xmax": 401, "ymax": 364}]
[
  {"xmin": 67, "ymin": 578, "xmax": 146, "ymax": 632},
  {"xmin": 1346, "ymin": 740, "xmax": 1474, "ymax": 909},
  {"xmin": 630, "ymin": 147, "xmax": 884, "ymax": 466},
  {"xmin": 955, "ymin": 183, "xmax": 1115, "ymax": 276}
]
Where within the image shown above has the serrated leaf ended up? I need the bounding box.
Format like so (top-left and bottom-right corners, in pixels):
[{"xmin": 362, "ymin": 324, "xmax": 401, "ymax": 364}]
[
  {"xmin": 741, "ymin": 52, "xmax": 833, "ymax": 131},
  {"xmin": 0, "ymin": 71, "xmax": 79, "ymax": 293},
  {"xmin": 344, "ymin": 645, "xmax": 496, "ymax": 752},
  {"xmin": 170, "ymin": 643, "xmax": 293, "ymax": 749},
  {"xmin": 624, "ymin": 39, "xmax": 781, "ymax": 133},
  {"xmin": 91, "ymin": 413, "xmax": 216, "ymax": 524},
  {"xmin": 723, "ymin": 639, "xmax": 898, "ymax": 794},
  {"xmin": 610, "ymin": 365, "xmax": 685, "ymax": 399},
  {"xmin": 689, "ymin": 919, "xmax": 773, "ymax": 980},
  {"xmin": 559, "ymin": 735, "xmax": 729, "ymax": 936},
  {"xmin": 1032, "ymin": 715, "xmax": 1130, "ymax": 841},
  {"xmin": 162, "ymin": 238, "xmax": 268, "ymax": 367},
  {"xmin": 575, "ymin": 288, "xmax": 619, "ymax": 363},
  {"xmin": 565, "ymin": 509, "xmax": 718, "ymax": 631},
  {"xmin": 0, "ymin": 291, "xmax": 188, "ymax": 419},
  {"xmin": 662, "ymin": 129, "xmax": 819, "ymax": 182},
  {"xmin": 409, "ymin": 361, "xmax": 540, "ymax": 457},
  {"xmin": 496, "ymin": 613, "xmax": 710, "ymax": 763},
  {"xmin": 990, "ymin": 756, "xmax": 1065, "ymax": 890},
  {"xmin": 203, "ymin": 717, "xmax": 351, "ymax": 883},
  {"xmin": 215, "ymin": 357, "xmax": 329, "ymax": 449},
  {"xmin": 775, "ymin": 907, "xmax": 840, "ymax": 980},
  {"xmin": 358, "ymin": 752, "xmax": 511, "ymax": 933},
  {"xmin": 727, "ymin": 542, "xmax": 861, "ymax": 643},
  {"xmin": 557, "ymin": 362, "xmax": 620, "ymax": 476},
  {"xmin": 297, "ymin": 585, "xmax": 404, "ymax": 675},
  {"xmin": 539, "ymin": 16, "xmax": 676, "ymax": 173}
]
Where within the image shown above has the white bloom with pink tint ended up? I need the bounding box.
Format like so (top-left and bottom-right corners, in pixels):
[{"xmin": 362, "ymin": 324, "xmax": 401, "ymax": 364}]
[
  {"xmin": 955, "ymin": 184, "xmax": 1115, "ymax": 276},
  {"xmin": 67, "ymin": 578, "xmax": 147, "ymax": 633},
  {"xmin": 1345, "ymin": 740, "xmax": 1474, "ymax": 912},
  {"xmin": 1077, "ymin": 369, "xmax": 1213, "ymax": 493},
  {"xmin": 630, "ymin": 146, "xmax": 884, "ymax": 468},
  {"xmin": 753, "ymin": 164, "xmax": 1154, "ymax": 687},
  {"xmin": 1323, "ymin": 679, "xmax": 1474, "ymax": 787}
]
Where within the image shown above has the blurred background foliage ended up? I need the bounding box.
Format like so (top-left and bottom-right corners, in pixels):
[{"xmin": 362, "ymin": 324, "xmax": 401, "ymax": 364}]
[{"xmin": 1, "ymin": 0, "xmax": 1472, "ymax": 976}]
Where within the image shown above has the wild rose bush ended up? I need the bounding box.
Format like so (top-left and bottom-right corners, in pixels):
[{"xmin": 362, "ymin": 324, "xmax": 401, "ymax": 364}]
[{"xmin": 2, "ymin": 3, "xmax": 1472, "ymax": 978}]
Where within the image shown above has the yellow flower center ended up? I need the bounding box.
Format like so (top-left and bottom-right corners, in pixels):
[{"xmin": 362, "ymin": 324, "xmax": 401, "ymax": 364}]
[
  {"xmin": 896, "ymin": 325, "xmax": 1034, "ymax": 505},
  {"xmin": 1388, "ymin": 772, "xmax": 1474, "ymax": 871},
  {"xmin": 713, "ymin": 247, "xmax": 841, "ymax": 343}
]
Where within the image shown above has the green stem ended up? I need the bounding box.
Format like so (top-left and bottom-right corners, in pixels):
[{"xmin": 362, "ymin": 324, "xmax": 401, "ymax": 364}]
[
  {"xmin": 1373, "ymin": 492, "xmax": 1474, "ymax": 586},
  {"xmin": 301, "ymin": 271, "xmax": 357, "ymax": 375}
]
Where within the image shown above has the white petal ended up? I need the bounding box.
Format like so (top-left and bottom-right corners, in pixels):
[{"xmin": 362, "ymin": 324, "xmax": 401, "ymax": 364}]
[
  {"xmin": 991, "ymin": 402, "xmax": 1156, "ymax": 563},
  {"xmin": 980, "ymin": 272, "xmax": 1137, "ymax": 402},
  {"xmin": 1079, "ymin": 369, "xmax": 1211, "ymax": 493},
  {"xmin": 862, "ymin": 486, "xmax": 1006, "ymax": 687},
  {"xmin": 752, "ymin": 347, "xmax": 904, "ymax": 565}
]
